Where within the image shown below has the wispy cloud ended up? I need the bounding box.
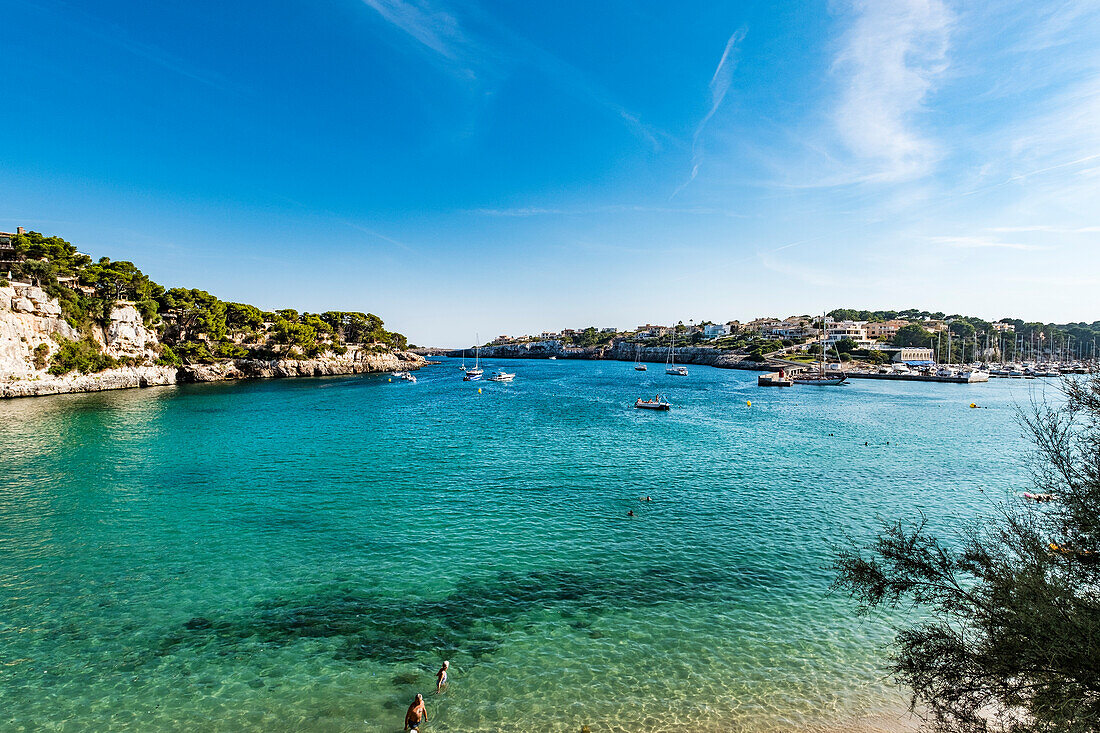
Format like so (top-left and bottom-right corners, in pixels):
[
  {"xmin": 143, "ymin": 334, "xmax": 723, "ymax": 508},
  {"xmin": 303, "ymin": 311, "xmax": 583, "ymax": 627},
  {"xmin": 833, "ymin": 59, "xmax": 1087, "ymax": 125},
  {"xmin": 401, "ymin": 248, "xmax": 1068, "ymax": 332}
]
[
  {"xmin": 831, "ymin": 0, "xmax": 953, "ymax": 182},
  {"xmin": 988, "ymin": 225, "xmax": 1100, "ymax": 234},
  {"xmin": 359, "ymin": 0, "xmax": 665, "ymax": 147},
  {"xmin": 928, "ymin": 235, "xmax": 1043, "ymax": 251},
  {"xmin": 672, "ymin": 28, "xmax": 747, "ymax": 197},
  {"xmin": 360, "ymin": 0, "xmax": 458, "ymax": 59},
  {"xmin": 360, "ymin": 0, "xmax": 480, "ymax": 76}
]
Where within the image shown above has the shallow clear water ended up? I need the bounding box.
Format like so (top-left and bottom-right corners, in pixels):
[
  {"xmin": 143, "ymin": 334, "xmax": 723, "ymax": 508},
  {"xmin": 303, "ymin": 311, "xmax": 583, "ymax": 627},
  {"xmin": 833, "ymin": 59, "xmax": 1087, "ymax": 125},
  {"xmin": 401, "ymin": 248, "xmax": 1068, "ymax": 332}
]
[{"xmin": 0, "ymin": 360, "xmax": 1060, "ymax": 732}]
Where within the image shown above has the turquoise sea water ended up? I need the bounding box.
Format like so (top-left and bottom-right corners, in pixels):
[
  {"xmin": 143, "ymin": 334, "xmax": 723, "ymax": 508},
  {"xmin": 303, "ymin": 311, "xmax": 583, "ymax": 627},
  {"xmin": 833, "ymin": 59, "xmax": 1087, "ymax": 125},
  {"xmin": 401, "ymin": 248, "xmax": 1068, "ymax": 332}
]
[{"xmin": 0, "ymin": 360, "xmax": 1061, "ymax": 732}]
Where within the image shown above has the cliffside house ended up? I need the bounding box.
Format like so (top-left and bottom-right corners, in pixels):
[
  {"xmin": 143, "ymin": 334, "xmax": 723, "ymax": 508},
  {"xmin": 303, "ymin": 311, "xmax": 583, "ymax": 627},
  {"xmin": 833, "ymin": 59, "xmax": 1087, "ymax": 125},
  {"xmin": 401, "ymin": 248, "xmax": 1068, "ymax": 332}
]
[
  {"xmin": 0, "ymin": 227, "xmax": 23, "ymax": 264},
  {"xmin": 703, "ymin": 323, "xmax": 731, "ymax": 338}
]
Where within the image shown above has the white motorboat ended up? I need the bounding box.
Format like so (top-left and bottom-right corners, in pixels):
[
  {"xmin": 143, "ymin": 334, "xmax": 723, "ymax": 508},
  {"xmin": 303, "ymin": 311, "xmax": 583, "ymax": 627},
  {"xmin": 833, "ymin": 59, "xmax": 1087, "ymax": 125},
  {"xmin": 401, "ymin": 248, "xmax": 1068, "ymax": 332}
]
[
  {"xmin": 489, "ymin": 371, "xmax": 515, "ymax": 382},
  {"xmin": 402, "ymin": 372, "xmax": 417, "ymax": 383},
  {"xmin": 635, "ymin": 395, "xmax": 671, "ymax": 410}
]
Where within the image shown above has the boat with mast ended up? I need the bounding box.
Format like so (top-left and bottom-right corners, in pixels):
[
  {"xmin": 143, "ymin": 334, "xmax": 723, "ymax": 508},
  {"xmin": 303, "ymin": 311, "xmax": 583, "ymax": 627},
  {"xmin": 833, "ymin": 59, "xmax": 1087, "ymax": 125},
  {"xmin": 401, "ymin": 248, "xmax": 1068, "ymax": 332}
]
[
  {"xmin": 464, "ymin": 337, "xmax": 484, "ymax": 381},
  {"xmin": 665, "ymin": 333, "xmax": 688, "ymax": 376},
  {"xmin": 634, "ymin": 343, "xmax": 647, "ymax": 371},
  {"xmin": 793, "ymin": 314, "xmax": 847, "ymax": 385}
]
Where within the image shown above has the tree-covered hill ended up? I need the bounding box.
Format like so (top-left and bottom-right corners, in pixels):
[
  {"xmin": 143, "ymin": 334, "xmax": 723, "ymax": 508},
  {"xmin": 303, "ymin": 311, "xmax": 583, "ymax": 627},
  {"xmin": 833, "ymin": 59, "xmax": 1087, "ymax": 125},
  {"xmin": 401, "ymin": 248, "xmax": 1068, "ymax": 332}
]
[{"xmin": 2, "ymin": 230, "xmax": 407, "ymax": 371}]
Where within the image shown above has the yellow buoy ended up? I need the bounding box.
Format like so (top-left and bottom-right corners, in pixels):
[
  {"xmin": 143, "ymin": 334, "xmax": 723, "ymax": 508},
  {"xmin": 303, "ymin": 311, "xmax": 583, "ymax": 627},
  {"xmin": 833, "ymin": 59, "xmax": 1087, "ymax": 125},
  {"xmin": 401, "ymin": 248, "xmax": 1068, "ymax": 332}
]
[
  {"xmin": 746, "ymin": 400, "xmax": 751, "ymax": 407},
  {"xmin": 970, "ymin": 403, "xmax": 978, "ymax": 409},
  {"xmin": 478, "ymin": 388, "xmax": 482, "ymax": 394},
  {"xmin": 388, "ymin": 378, "xmax": 392, "ymax": 382}
]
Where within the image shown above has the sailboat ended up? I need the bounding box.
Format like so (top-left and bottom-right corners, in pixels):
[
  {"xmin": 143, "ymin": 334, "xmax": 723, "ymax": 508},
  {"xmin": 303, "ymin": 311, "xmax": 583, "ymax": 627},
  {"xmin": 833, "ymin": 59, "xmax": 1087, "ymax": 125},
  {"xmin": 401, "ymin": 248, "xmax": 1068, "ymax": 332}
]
[
  {"xmin": 458, "ymin": 350, "xmax": 469, "ymax": 370},
  {"xmin": 634, "ymin": 343, "xmax": 647, "ymax": 371},
  {"xmin": 665, "ymin": 333, "xmax": 688, "ymax": 376},
  {"xmin": 793, "ymin": 314, "xmax": 847, "ymax": 385},
  {"xmin": 464, "ymin": 339, "xmax": 484, "ymax": 381}
]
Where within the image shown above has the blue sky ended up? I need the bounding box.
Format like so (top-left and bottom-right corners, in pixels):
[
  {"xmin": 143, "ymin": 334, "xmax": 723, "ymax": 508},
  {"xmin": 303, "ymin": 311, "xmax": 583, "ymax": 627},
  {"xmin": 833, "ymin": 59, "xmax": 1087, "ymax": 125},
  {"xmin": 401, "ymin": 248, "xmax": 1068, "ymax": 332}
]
[{"xmin": 2, "ymin": 0, "xmax": 1098, "ymax": 346}]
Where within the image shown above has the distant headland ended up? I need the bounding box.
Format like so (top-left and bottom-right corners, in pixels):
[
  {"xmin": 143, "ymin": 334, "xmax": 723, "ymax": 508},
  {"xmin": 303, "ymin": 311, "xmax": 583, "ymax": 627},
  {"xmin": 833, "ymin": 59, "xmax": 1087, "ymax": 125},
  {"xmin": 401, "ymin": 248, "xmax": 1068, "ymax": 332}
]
[{"xmin": 443, "ymin": 310, "xmax": 1099, "ymax": 369}]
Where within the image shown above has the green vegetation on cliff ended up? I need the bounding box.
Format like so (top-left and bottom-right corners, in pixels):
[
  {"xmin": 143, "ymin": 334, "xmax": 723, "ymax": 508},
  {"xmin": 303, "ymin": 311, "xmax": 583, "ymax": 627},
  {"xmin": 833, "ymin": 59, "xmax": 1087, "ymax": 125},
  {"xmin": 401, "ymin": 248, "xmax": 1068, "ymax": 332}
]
[{"xmin": 5, "ymin": 230, "xmax": 407, "ymax": 374}]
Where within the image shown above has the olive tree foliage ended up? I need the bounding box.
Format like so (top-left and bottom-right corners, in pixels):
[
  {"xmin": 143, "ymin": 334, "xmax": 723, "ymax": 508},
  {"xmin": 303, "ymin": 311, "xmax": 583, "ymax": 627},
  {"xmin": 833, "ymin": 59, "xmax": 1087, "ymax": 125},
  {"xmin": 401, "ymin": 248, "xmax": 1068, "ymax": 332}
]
[{"xmin": 833, "ymin": 377, "xmax": 1100, "ymax": 733}]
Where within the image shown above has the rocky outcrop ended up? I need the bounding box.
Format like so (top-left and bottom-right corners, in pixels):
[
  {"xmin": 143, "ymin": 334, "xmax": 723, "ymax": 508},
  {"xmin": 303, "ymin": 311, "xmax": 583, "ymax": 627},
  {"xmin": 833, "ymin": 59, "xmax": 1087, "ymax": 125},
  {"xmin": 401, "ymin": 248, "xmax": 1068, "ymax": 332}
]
[
  {"xmin": 0, "ymin": 284, "xmax": 80, "ymax": 378},
  {"xmin": 0, "ymin": 284, "xmax": 424, "ymax": 399},
  {"xmin": 99, "ymin": 303, "xmax": 158, "ymax": 358},
  {"xmin": 177, "ymin": 350, "xmax": 423, "ymax": 383}
]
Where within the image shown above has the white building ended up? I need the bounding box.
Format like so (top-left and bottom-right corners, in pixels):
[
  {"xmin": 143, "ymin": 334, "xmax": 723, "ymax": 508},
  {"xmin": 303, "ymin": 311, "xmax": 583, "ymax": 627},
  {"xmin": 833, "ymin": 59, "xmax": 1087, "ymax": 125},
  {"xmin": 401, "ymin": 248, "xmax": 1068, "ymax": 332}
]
[
  {"xmin": 825, "ymin": 320, "xmax": 877, "ymax": 349},
  {"xmin": 893, "ymin": 347, "xmax": 935, "ymax": 364},
  {"xmin": 703, "ymin": 324, "xmax": 731, "ymax": 338}
]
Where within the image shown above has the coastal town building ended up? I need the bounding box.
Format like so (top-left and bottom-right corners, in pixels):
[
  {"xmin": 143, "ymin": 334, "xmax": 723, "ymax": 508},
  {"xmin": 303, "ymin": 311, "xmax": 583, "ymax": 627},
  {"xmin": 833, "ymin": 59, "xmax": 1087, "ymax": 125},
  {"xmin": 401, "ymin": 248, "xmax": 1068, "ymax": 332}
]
[
  {"xmin": 993, "ymin": 322, "xmax": 1015, "ymax": 333},
  {"xmin": 825, "ymin": 319, "xmax": 877, "ymax": 349},
  {"xmin": 863, "ymin": 319, "xmax": 909, "ymax": 340},
  {"xmin": 703, "ymin": 324, "xmax": 731, "ymax": 338},
  {"xmin": 893, "ymin": 347, "xmax": 935, "ymax": 365},
  {"xmin": 745, "ymin": 317, "xmax": 782, "ymax": 333},
  {"xmin": 635, "ymin": 324, "xmax": 670, "ymax": 338},
  {"xmin": 767, "ymin": 317, "xmax": 815, "ymax": 339}
]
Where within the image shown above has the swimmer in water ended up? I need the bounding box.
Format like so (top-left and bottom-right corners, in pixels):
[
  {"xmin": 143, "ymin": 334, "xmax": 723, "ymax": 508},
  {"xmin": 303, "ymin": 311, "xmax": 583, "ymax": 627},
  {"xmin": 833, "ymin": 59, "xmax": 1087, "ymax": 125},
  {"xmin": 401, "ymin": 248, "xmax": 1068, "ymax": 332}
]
[
  {"xmin": 627, "ymin": 510, "xmax": 635, "ymax": 517},
  {"xmin": 405, "ymin": 693, "xmax": 427, "ymax": 731},
  {"xmin": 436, "ymin": 661, "xmax": 449, "ymax": 693}
]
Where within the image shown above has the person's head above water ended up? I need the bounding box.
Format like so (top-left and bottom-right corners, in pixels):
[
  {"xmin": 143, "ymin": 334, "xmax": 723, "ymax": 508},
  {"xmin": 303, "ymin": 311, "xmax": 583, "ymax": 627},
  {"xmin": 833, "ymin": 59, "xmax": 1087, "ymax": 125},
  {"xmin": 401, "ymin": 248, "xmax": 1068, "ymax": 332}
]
[
  {"xmin": 442, "ymin": 661, "xmax": 449, "ymax": 669},
  {"xmin": 414, "ymin": 693, "xmax": 423, "ymax": 702}
]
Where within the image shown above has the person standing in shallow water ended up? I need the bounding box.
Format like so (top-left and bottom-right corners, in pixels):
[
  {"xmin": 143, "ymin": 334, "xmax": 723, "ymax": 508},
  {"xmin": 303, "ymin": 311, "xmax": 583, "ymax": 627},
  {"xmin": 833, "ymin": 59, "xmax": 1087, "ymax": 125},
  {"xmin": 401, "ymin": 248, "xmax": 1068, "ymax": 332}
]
[
  {"xmin": 435, "ymin": 660, "xmax": 449, "ymax": 693},
  {"xmin": 404, "ymin": 693, "xmax": 427, "ymax": 731}
]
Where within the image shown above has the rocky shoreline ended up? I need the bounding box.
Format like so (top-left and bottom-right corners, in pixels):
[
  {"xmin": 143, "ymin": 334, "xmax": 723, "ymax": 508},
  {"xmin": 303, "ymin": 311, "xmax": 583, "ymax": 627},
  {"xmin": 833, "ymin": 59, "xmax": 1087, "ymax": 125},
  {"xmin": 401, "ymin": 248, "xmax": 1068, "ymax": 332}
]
[{"xmin": 0, "ymin": 351, "xmax": 425, "ymax": 399}]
